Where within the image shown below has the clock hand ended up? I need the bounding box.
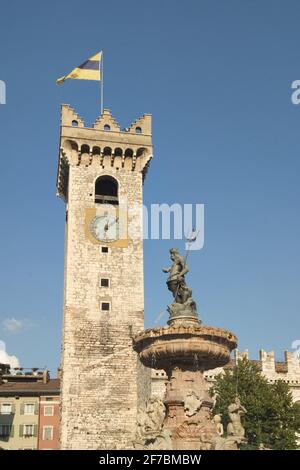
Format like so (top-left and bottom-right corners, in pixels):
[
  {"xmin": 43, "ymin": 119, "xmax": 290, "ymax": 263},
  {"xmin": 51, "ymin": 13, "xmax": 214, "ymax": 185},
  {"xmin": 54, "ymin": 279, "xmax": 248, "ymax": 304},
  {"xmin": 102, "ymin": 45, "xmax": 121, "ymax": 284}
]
[
  {"xmin": 103, "ymin": 216, "xmax": 112, "ymax": 232},
  {"xmin": 107, "ymin": 217, "xmax": 119, "ymax": 229}
]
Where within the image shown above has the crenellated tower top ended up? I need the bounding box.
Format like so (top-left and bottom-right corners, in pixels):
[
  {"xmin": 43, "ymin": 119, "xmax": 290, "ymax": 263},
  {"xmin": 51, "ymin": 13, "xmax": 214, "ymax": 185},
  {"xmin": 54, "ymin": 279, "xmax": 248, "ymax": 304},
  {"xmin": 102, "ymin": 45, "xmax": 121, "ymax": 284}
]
[{"xmin": 56, "ymin": 105, "xmax": 153, "ymax": 201}]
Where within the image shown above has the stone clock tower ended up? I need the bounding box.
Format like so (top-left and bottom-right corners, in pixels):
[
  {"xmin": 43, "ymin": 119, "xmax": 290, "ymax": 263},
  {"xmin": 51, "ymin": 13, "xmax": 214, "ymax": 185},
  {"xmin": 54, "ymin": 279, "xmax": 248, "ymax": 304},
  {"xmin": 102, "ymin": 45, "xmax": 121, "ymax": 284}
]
[{"xmin": 56, "ymin": 105, "xmax": 153, "ymax": 449}]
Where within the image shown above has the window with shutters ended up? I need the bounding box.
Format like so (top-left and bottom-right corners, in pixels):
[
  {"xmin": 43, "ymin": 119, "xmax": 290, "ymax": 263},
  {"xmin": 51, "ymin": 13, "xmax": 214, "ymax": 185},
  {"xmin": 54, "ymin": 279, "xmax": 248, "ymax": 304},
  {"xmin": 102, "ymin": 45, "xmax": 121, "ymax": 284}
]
[
  {"xmin": 23, "ymin": 424, "xmax": 34, "ymax": 437},
  {"xmin": 43, "ymin": 426, "xmax": 53, "ymax": 440},
  {"xmin": 1, "ymin": 403, "xmax": 12, "ymax": 414},
  {"xmin": 24, "ymin": 403, "xmax": 35, "ymax": 415}
]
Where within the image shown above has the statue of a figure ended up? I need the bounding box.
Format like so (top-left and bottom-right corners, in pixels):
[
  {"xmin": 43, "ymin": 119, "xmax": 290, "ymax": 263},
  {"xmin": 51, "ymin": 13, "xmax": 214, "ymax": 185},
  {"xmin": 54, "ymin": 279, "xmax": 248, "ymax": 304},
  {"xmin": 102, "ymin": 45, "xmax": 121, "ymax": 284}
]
[
  {"xmin": 227, "ymin": 397, "xmax": 247, "ymax": 438},
  {"xmin": 213, "ymin": 415, "xmax": 224, "ymax": 436},
  {"xmin": 213, "ymin": 398, "xmax": 247, "ymax": 450},
  {"xmin": 163, "ymin": 248, "xmax": 189, "ymax": 302},
  {"xmin": 163, "ymin": 248, "xmax": 198, "ymax": 320}
]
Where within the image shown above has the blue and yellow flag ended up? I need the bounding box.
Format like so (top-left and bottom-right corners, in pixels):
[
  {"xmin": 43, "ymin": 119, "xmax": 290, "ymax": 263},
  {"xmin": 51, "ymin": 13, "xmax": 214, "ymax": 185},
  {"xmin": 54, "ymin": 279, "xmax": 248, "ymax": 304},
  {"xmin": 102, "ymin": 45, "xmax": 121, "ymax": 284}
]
[{"xmin": 56, "ymin": 51, "xmax": 102, "ymax": 85}]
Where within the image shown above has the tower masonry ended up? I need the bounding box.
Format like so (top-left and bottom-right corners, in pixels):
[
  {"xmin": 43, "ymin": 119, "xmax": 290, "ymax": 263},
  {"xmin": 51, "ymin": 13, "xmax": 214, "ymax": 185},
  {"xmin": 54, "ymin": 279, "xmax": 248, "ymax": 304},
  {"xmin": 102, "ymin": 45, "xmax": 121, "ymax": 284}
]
[{"xmin": 57, "ymin": 105, "xmax": 153, "ymax": 449}]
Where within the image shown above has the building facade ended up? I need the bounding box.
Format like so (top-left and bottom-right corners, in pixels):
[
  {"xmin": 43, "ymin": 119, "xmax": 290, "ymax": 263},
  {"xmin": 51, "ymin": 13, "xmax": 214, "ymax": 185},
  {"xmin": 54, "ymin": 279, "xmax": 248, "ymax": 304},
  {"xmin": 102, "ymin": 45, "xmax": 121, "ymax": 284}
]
[
  {"xmin": 0, "ymin": 367, "xmax": 60, "ymax": 450},
  {"xmin": 57, "ymin": 106, "xmax": 153, "ymax": 449},
  {"xmin": 38, "ymin": 394, "xmax": 60, "ymax": 450}
]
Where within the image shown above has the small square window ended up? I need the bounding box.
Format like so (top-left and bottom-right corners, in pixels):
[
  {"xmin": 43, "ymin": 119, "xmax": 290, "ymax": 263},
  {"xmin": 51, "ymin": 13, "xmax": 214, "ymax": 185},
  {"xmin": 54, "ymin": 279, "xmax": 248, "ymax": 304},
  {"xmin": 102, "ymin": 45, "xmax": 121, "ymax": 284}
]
[
  {"xmin": 100, "ymin": 278, "xmax": 109, "ymax": 287},
  {"xmin": 101, "ymin": 302, "xmax": 110, "ymax": 311},
  {"xmin": 44, "ymin": 405, "xmax": 54, "ymax": 416},
  {"xmin": 101, "ymin": 246, "xmax": 109, "ymax": 253}
]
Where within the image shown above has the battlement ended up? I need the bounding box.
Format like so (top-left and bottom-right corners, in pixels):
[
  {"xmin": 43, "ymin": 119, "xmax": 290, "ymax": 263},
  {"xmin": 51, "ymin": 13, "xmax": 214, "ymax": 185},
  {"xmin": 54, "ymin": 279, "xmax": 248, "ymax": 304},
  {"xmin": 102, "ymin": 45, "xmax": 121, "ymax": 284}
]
[
  {"xmin": 57, "ymin": 105, "xmax": 153, "ymax": 200},
  {"xmin": 234, "ymin": 349, "xmax": 300, "ymax": 376},
  {"xmin": 60, "ymin": 105, "xmax": 152, "ymax": 136}
]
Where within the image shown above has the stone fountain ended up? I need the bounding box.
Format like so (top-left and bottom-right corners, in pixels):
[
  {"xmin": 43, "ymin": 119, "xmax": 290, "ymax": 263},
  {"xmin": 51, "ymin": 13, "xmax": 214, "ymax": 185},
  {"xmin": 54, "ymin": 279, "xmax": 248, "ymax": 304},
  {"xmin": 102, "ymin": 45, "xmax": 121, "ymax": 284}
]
[{"xmin": 133, "ymin": 248, "xmax": 239, "ymax": 450}]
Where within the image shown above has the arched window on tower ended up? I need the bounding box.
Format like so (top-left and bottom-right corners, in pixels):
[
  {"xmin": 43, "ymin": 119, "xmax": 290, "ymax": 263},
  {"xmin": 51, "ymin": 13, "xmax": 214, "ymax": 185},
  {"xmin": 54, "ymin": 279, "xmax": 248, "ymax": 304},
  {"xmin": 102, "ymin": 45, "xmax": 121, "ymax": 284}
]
[{"xmin": 95, "ymin": 176, "xmax": 119, "ymax": 205}]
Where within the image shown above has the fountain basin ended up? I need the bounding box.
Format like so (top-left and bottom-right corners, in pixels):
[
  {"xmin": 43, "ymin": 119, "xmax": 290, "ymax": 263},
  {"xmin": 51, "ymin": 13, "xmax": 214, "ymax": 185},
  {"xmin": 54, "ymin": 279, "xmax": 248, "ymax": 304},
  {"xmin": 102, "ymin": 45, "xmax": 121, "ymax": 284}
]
[{"xmin": 133, "ymin": 324, "xmax": 237, "ymax": 371}]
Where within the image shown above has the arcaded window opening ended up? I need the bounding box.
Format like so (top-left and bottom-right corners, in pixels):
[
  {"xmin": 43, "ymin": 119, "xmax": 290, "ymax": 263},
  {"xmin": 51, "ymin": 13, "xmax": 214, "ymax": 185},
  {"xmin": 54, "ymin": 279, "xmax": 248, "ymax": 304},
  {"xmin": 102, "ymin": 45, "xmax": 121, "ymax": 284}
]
[{"xmin": 95, "ymin": 175, "xmax": 119, "ymax": 205}]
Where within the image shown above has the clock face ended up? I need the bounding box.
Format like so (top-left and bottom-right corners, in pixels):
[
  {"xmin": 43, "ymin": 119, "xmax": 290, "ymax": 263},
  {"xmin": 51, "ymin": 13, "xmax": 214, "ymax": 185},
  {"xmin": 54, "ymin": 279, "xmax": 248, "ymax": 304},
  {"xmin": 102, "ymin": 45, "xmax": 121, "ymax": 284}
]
[{"xmin": 90, "ymin": 214, "xmax": 119, "ymax": 242}]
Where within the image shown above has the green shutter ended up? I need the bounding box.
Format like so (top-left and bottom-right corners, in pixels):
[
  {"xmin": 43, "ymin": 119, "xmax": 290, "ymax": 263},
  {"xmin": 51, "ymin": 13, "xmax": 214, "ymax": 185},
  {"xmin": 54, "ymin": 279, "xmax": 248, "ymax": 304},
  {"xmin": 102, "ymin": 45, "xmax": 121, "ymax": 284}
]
[
  {"xmin": 10, "ymin": 425, "xmax": 14, "ymax": 437},
  {"xmin": 19, "ymin": 425, "xmax": 23, "ymax": 437},
  {"xmin": 34, "ymin": 403, "xmax": 39, "ymax": 415},
  {"xmin": 20, "ymin": 403, "xmax": 24, "ymax": 415},
  {"xmin": 11, "ymin": 404, "xmax": 16, "ymax": 414},
  {"xmin": 33, "ymin": 424, "xmax": 38, "ymax": 437}
]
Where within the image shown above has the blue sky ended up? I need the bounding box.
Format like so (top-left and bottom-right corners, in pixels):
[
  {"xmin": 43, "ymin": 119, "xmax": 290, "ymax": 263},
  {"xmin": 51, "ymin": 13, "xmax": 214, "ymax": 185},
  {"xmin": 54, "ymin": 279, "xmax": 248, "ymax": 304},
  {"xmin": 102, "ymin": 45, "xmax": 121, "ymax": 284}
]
[{"xmin": 0, "ymin": 0, "xmax": 299, "ymax": 375}]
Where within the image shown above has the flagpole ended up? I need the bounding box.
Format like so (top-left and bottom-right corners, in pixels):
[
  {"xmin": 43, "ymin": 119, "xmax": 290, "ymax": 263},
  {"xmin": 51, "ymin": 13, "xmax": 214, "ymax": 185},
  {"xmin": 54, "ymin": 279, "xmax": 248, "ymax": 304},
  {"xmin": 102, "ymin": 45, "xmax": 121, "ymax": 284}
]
[{"xmin": 100, "ymin": 51, "xmax": 104, "ymax": 115}]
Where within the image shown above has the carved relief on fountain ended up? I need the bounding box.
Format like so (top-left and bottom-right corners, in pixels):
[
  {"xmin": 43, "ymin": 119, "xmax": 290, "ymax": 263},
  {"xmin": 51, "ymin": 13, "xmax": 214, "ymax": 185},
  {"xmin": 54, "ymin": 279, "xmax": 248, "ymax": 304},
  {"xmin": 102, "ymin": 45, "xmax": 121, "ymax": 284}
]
[
  {"xmin": 163, "ymin": 367, "xmax": 219, "ymax": 450},
  {"xmin": 184, "ymin": 391, "xmax": 202, "ymax": 417},
  {"xmin": 134, "ymin": 397, "xmax": 172, "ymax": 450}
]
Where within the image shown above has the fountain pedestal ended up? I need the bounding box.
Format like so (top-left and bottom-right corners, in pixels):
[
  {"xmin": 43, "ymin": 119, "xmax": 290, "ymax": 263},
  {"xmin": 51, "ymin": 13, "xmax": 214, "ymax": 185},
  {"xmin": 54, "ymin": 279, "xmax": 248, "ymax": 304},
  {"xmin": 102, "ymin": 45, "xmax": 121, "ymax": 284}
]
[
  {"xmin": 133, "ymin": 319, "xmax": 237, "ymax": 450},
  {"xmin": 164, "ymin": 368, "xmax": 217, "ymax": 450}
]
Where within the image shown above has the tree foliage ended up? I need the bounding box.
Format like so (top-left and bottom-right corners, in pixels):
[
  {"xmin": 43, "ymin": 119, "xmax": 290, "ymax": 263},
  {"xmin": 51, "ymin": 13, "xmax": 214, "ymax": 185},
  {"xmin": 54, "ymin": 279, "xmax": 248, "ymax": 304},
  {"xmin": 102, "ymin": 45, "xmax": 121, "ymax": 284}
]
[{"xmin": 210, "ymin": 358, "xmax": 300, "ymax": 450}]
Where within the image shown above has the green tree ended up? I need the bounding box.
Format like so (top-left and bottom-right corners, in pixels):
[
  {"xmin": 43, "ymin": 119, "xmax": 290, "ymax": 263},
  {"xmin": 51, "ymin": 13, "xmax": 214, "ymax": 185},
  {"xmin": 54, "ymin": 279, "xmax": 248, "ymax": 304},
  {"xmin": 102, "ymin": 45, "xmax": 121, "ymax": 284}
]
[{"xmin": 210, "ymin": 358, "xmax": 300, "ymax": 450}]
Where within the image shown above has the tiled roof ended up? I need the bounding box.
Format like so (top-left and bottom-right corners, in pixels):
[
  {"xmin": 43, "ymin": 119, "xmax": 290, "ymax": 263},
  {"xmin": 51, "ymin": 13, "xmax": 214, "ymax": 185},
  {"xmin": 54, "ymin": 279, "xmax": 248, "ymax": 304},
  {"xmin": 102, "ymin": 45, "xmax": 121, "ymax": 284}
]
[{"xmin": 0, "ymin": 378, "xmax": 60, "ymax": 395}]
